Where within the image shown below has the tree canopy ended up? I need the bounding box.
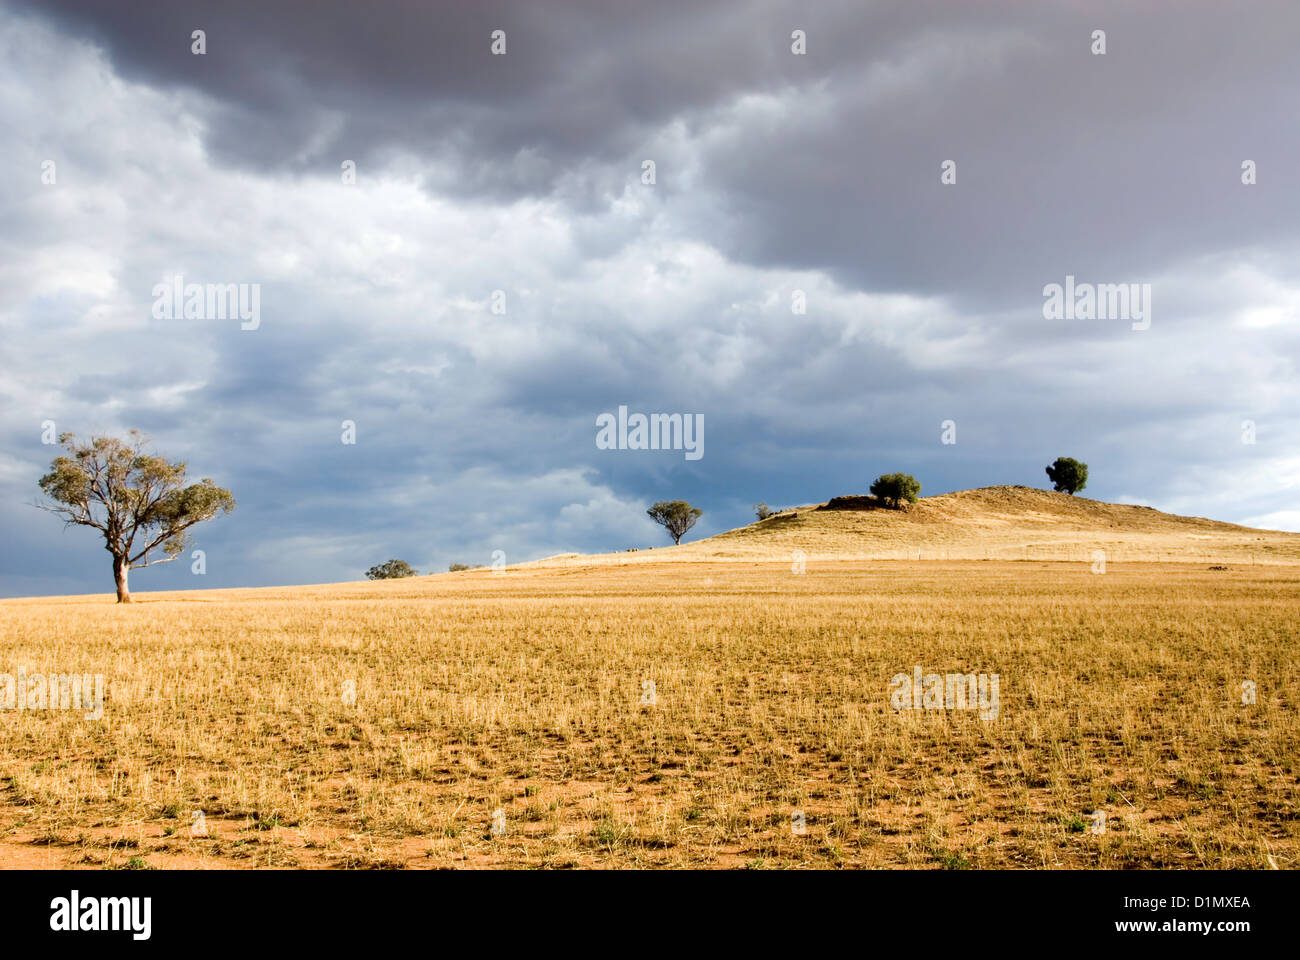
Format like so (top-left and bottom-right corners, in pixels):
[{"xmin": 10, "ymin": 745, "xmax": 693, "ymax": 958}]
[
  {"xmin": 869, "ymin": 473, "xmax": 921, "ymax": 509},
  {"xmin": 647, "ymin": 500, "xmax": 702, "ymax": 545},
  {"xmin": 367, "ymin": 559, "xmax": 419, "ymax": 579},
  {"xmin": 1045, "ymin": 457, "xmax": 1089, "ymax": 495}
]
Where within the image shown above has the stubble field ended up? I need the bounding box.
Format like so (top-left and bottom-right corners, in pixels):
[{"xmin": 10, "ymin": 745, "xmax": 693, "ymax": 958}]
[{"xmin": 0, "ymin": 560, "xmax": 1296, "ymax": 869}]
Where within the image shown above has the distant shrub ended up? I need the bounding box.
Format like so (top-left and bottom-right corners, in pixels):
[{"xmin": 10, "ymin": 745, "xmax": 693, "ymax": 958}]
[
  {"xmin": 754, "ymin": 501, "xmax": 773, "ymax": 521},
  {"xmin": 448, "ymin": 563, "xmax": 471, "ymax": 572},
  {"xmin": 1045, "ymin": 457, "xmax": 1088, "ymax": 495},
  {"xmin": 869, "ymin": 473, "xmax": 921, "ymax": 509},
  {"xmin": 366, "ymin": 559, "xmax": 418, "ymax": 580}
]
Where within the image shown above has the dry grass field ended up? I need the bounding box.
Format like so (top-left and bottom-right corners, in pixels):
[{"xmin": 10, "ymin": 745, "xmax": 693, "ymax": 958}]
[{"xmin": 1, "ymin": 489, "xmax": 1297, "ymax": 869}]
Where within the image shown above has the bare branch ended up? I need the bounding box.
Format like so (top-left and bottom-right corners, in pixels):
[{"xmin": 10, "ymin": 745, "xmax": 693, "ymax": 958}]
[
  {"xmin": 32, "ymin": 500, "xmax": 108, "ymax": 533},
  {"xmin": 130, "ymin": 554, "xmax": 181, "ymax": 569}
]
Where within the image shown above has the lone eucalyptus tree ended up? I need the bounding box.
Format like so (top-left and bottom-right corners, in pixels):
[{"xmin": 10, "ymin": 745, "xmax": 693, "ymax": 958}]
[{"xmin": 38, "ymin": 431, "xmax": 235, "ymax": 602}]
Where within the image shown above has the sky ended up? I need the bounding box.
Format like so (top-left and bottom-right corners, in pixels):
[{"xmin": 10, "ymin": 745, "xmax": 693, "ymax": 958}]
[{"xmin": 1, "ymin": 0, "xmax": 1297, "ymax": 597}]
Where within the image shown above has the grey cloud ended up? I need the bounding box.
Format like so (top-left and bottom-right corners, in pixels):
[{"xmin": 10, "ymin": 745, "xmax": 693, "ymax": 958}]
[{"xmin": 17, "ymin": 0, "xmax": 1300, "ymax": 306}]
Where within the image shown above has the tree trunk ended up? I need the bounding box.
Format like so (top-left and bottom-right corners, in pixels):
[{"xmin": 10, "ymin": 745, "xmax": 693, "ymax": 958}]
[{"xmin": 113, "ymin": 555, "xmax": 131, "ymax": 603}]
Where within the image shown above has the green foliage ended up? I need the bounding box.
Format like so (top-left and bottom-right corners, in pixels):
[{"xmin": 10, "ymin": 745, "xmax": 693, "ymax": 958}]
[
  {"xmin": 592, "ymin": 818, "xmax": 620, "ymax": 847},
  {"xmin": 1045, "ymin": 457, "xmax": 1089, "ymax": 495},
  {"xmin": 366, "ymin": 559, "xmax": 418, "ymax": 580},
  {"xmin": 646, "ymin": 500, "xmax": 702, "ymax": 545},
  {"xmin": 37, "ymin": 431, "xmax": 235, "ymax": 601},
  {"xmin": 936, "ymin": 849, "xmax": 971, "ymax": 870},
  {"xmin": 869, "ymin": 473, "xmax": 921, "ymax": 509}
]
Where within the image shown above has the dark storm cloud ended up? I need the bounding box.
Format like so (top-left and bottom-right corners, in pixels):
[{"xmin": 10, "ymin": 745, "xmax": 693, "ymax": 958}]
[
  {"xmin": 690, "ymin": 4, "xmax": 1300, "ymax": 304},
  {"xmin": 17, "ymin": 0, "xmax": 814, "ymax": 197},
  {"xmin": 17, "ymin": 0, "xmax": 1300, "ymax": 305}
]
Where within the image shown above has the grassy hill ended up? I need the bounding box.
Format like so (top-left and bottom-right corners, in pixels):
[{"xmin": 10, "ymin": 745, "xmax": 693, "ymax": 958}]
[{"xmin": 531, "ymin": 485, "xmax": 1300, "ymax": 567}]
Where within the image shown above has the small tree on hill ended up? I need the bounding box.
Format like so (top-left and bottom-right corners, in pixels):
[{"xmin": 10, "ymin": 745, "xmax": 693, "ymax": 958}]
[
  {"xmin": 1045, "ymin": 457, "xmax": 1088, "ymax": 495},
  {"xmin": 870, "ymin": 473, "xmax": 921, "ymax": 509},
  {"xmin": 367, "ymin": 559, "xmax": 418, "ymax": 579},
  {"xmin": 37, "ymin": 431, "xmax": 235, "ymax": 603},
  {"xmin": 754, "ymin": 501, "xmax": 772, "ymax": 521},
  {"xmin": 647, "ymin": 500, "xmax": 702, "ymax": 545}
]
